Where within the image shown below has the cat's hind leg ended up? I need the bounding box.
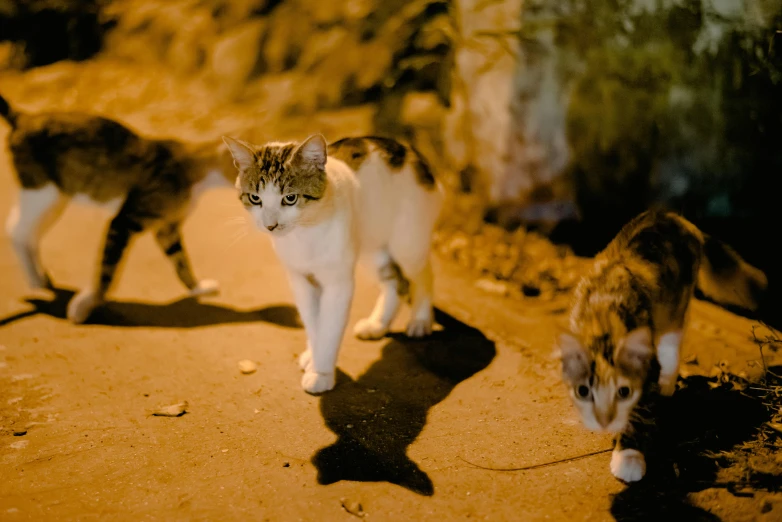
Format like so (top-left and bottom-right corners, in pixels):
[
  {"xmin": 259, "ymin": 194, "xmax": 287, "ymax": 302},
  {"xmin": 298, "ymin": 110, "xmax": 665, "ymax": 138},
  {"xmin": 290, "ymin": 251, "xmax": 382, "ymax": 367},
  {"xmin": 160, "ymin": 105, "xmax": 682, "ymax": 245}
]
[
  {"xmin": 394, "ymin": 255, "xmax": 434, "ymax": 339},
  {"xmin": 5, "ymin": 185, "xmax": 66, "ymax": 289},
  {"xmin": 406, "ymin": 259, "xmax": 434, "ymax": 338},
  {"xmin": 67, "ymin": 209, "xmax": 142, "ymax": 324},
  {"xmin": 353, "ymin": 250, "xmax": 405, "ymax": 340},
  {"xmin": 389, "ymin": 200, "xmax": 438, "ymax": 339},
  {"xmin": 154, "ymin": 222, "xmax": 218, "ymax": 297}
]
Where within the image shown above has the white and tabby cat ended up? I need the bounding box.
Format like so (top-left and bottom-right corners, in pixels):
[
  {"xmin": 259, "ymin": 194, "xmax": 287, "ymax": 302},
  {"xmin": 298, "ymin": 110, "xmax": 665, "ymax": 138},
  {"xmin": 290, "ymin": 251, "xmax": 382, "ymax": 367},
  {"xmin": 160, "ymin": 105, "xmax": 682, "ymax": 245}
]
[
  {"xmin": 1, "ymin": 93, "xmax": 236, "ymax": 323},
  {"xmin": 222, "ymin": 134, "xmax": 444, "ymax": 394}
]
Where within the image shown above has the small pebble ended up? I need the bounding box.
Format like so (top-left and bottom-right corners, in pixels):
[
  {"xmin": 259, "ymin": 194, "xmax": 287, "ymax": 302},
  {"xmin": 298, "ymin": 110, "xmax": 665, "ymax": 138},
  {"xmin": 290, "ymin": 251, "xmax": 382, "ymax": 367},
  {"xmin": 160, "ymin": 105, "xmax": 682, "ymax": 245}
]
[
  {"xmin": 238, "ymin": 360, "xmax": 257, "ymax": 374},
  {"xmin": 12, "ymin": 431, "xmax": 27, "ymax": 437}
]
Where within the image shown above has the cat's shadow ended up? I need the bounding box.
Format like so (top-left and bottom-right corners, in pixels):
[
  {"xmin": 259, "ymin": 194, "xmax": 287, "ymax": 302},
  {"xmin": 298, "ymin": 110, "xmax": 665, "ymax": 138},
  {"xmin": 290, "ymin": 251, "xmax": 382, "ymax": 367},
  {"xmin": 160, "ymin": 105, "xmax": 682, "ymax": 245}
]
[
  {"xmin": 610, "ymin": 369, "xmax": 782, "ymax": 521},
  {"xmin": 0, "ymin": 287, "xmax": 301, "ymax": 329},
  {"xmin": 312, "ymin": 308, "xmax": 497, "ymax": 496}
]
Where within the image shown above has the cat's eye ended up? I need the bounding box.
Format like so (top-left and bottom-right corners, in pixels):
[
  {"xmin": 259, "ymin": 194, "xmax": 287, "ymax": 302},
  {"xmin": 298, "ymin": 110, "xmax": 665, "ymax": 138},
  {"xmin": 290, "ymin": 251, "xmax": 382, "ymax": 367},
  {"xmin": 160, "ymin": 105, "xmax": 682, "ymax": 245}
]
[
  {"xmin": 248, "ymin": 193, "xmax": 262, "ymax": 205},
  {"xmin": 617, "ymin": 386, "xmax": 631, "ymax": 399},
  {"xmin": 575, "ymin": 385, "xmax": 591, "ymax": 400},
  {"xmin": 282, "ymin": 194, "xmax": 298, "ymax": 206}
]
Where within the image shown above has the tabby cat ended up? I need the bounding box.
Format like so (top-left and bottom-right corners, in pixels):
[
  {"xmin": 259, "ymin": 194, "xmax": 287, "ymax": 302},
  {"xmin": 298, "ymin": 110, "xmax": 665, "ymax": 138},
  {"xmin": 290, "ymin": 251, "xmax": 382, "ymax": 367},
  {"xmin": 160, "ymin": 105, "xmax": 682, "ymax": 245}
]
[
  {"xmin": 1, "ymin": 93, "xmax": 236, "ymax": 323},
  {"xmin": 223, "ymin": 134, "xmax": 444, "ymax": 394},
  {"xmin": 558, "ymin": 209, "xmax": 767, "ymax": 482}
]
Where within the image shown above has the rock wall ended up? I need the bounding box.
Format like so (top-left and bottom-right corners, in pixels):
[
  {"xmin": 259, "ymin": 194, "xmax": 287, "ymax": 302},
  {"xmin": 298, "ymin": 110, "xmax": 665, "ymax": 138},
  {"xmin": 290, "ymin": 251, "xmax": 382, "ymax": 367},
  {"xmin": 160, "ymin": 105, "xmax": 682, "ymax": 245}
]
[
  {"xmin": 0, "ymin": 0, "xmax": 107, "ymax": 68},
  {"xmin": 2, "ymin": 0, "xmax": 781, "ymax": 232}
]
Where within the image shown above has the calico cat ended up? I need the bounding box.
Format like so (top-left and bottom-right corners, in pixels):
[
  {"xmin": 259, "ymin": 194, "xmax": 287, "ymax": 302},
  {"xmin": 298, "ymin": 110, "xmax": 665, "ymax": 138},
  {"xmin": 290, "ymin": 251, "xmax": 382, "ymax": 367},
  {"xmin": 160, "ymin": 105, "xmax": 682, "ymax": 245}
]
[
  {"xmin": 0, "ymin": 93, "xmax": 236, "ymax": 324},
  {"xmin": 222, "ymin": 134, "xmax": 443, "ymax": 394},
  {"xmin": 558, "ymin": 209, "xmax": 767, "ymax": 483}
]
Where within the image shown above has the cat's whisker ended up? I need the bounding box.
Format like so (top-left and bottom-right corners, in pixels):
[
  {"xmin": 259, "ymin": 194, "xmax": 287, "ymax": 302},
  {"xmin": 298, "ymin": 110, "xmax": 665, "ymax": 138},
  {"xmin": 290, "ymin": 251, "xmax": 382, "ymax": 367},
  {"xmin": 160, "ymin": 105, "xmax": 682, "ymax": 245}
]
[
  {"xmin": 222, "ymin": 216, "xmax": 248, "ymax": 228},
  {"xmin": 228, "ymin": 228, "xmax": 250, "ymax": 248}
]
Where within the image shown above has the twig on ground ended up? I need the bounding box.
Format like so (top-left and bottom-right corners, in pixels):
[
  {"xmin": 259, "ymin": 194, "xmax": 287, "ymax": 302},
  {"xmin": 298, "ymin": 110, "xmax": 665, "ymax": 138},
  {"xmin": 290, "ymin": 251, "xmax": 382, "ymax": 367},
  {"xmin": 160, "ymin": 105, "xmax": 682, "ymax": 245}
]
[
  {"xmin": 752, "ymin": 322, "xmax": 782, "ymax": 380},
  {"xmin": 458, "ymin": 447, "xmax": 612, "ymax": 472}
]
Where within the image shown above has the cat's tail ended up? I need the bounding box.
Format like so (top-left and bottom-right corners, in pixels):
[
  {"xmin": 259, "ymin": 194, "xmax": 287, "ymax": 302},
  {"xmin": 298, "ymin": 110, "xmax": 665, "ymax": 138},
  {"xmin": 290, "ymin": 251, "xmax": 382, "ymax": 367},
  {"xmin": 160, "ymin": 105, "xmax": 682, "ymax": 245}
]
[
  {"xmin": 668, "ymin": 212, "xmax": 768, "ymax": 311},
  {"xmin": 696, "ymin": 233, "xmax": 768, "ymax": 312},
  {"xmin": 0, "ymin": 93, "xmax": 19, "ymax": 128}
]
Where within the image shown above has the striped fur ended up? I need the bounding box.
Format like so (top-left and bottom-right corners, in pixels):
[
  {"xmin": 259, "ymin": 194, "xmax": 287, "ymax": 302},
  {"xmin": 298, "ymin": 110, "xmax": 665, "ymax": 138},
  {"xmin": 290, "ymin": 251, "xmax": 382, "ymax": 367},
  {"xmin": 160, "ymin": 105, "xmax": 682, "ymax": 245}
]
[{"xmin": 0, "ymin": 93, "xmax": 235, "ymax": 323}]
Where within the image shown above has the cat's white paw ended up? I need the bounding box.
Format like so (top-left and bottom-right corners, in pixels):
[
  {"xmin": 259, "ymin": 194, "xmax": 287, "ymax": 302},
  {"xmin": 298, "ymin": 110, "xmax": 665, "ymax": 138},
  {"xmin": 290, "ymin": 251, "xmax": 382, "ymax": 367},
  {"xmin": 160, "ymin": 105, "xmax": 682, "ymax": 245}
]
[
  {"xmin": 406, "ymin": 318, "xmax": 433, "ymax": 338},
  {"xmin": 610, "ymin": 448, "xmax": 646, "ymax": 483},
  {"xmin": 189, "ymin": 279, "xmax": 220, "ymax": 297},
  {"xmin": 67, "ymin": 290, "xmax": 102, "ymax": 324},
  {"xmin": 353, "ymin": 318, "xmax": 388, "ymax": 340},
  {"xmin": 298, "ymin": 348, "xmax": 313, "ymax": 372},
  {"xmin": 301, "ymin": 371, "xmax": 335, "ymax": 395}
]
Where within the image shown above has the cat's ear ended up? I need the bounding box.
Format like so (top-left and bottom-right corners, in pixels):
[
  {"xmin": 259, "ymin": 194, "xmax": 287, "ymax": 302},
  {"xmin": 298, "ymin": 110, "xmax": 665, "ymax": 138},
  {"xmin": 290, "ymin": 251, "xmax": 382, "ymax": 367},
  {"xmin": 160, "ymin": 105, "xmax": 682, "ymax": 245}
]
[
  {"xmin": 222, "ymin": 136, "xmax": 257, "ymax": 171},
  {"xmin": 292, "ymin": 134, "xmax": 327, "ymax": 170},
  {"xmin": 558, "ymin": 332, "xmax": 590, "ymax": 380},
  {"xmin": 617, "ymin": 327, "xmax": 654, "ymax": 374}
]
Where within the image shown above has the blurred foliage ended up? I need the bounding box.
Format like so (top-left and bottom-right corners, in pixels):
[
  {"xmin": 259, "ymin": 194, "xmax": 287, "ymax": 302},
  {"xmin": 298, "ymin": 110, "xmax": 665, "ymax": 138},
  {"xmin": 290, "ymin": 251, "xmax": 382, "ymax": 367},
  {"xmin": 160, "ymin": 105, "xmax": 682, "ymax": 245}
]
[{"xmin": 523, "ymin": 0, "xmax": 782, "ymax": 224}]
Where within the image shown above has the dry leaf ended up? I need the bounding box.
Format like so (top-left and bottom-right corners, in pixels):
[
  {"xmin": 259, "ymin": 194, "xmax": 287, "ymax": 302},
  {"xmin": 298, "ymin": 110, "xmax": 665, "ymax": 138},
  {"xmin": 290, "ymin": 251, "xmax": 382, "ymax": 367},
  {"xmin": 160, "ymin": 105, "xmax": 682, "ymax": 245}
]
[
  {"xmin": 340, "ymin": 498, "xmax": 365, "ymax": 518},
  {"xmin": 475, "ymin": 278, "xmax": 508, "ymax": 296},
  {"xmin": 152, "ymin": 401, "xmax": 188, "ymax": 417}
]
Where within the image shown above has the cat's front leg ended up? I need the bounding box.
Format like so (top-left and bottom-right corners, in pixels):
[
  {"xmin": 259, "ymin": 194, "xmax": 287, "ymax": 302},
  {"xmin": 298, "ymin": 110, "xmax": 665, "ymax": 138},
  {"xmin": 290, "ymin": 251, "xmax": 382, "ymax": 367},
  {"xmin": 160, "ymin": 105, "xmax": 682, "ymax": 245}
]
[
  {"xmin": 154, "ymin": 222, "xmax": 219, "ymax": 298},
  {"xmin": 610, "ymin": 440, "xmax": 646, "ymax": 483},
  {"xmin": 656, "ymin": 331, "xmax": 683, "ymax": 396},
  {"xmin": 303, "ymin": 275, "xmax": 354, "ymax": 394},
  {"xmin": 288, "ymin": 272, "xmax": 322, "ymax": 373}
]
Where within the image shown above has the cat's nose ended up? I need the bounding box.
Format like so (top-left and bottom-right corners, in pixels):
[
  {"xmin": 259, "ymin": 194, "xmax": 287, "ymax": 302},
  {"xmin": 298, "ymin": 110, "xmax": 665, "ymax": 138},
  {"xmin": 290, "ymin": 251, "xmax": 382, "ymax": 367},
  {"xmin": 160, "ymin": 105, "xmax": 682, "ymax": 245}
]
[
  {"xmin": 267, "ymin": 223, "xmax": 278, "ymax": 231},
  {"xmin": 595, "ymin": 411, "xmax": 612, "ymax": 428}
]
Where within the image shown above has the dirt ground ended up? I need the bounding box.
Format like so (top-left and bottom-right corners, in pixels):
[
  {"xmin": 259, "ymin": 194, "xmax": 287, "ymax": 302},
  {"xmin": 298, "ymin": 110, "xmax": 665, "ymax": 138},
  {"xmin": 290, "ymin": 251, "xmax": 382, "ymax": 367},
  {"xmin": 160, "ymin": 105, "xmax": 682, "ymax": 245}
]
[{"xmin": 1, "ymin": 63, "xmax": 781, "ymax": 522}]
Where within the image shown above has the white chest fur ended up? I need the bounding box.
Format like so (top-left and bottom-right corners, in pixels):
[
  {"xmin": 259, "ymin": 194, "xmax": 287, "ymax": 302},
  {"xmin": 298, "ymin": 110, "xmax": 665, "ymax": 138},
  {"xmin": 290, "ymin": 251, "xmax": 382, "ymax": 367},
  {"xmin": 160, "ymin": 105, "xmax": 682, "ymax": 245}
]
[{"xmin": 273, "ymin": 211, "xmax": 356, "ymax": 280}]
